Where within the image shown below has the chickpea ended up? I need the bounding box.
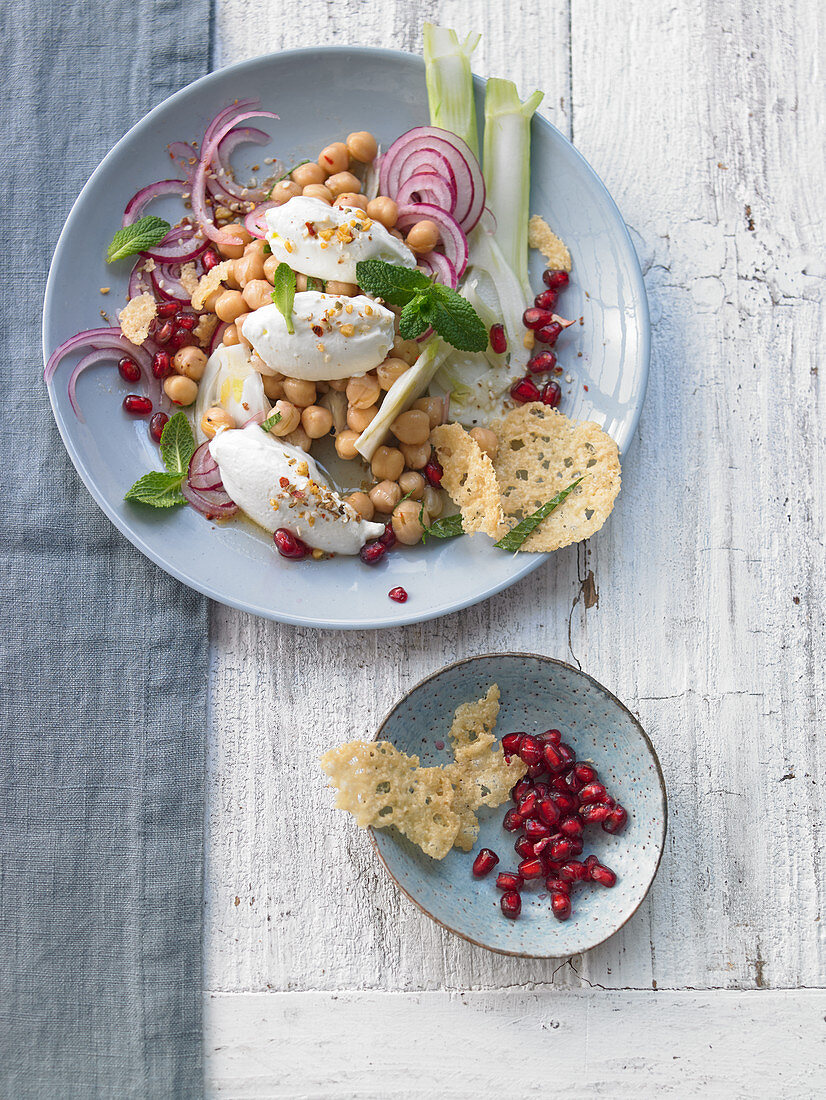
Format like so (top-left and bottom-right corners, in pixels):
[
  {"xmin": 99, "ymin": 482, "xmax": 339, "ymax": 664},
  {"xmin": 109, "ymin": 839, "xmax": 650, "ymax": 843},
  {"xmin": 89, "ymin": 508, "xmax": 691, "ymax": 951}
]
[
  {"xmin": 282, "ymin": 377, "xmax": 317, "ymax": 408},
  {"xmin": 334, "ymin": 193, "xmax": 368, "ymax": 212},
  {"xmin": 222, "ymin": 323, "xmax": 240, "ymax": 346},
  {"xmin": 392, "ymin": 498, "xmax": 429, "ymax": 545},
  {"xmin": 271, "ymin": 179, "xmax": 301, "ymax": 205},
  {"xmin": 325, "ymin": 171, "xmax": 361, "ymax": 198},
  {"xmin": 234, "ymin": 245, "xmax": 266, "ymax": 287},
  {"xmin": 412, "ymin": 396, "xmax": 444, "ymax": 429},
  {"xmin": 203, "ymin": 287, "xmax": 223, "ymax": 313},
  {"xmin": 398, "ymin": 471, "xmax": 425, "ymax": 500},
  {"xmin": 326, "ymin": 279, "xmax": 358, "ymax": 296},
  {"xmin": 249, "ymin": 351, "xmax": 275, "ymax": 377},
  {"xmin": 291, "ymin": 161, "xmax": 326, "ymax": 188},
  {"xmin": 399, "ymin": 441, "xmax": 431, "ymax": 470},
  {"xmin": 347, "ymin": 404, "xmax": 377, "ymax": 433},
  {"xmin": 301, "ymin": 405, "xmax": 334, "ymax": 439},
  {"xmin": 369, "ymin": 480, "xmax": 402, "ymax": 514},
  {"xmin": 295, "ymin": 272, "xmax": 308, "ymax": 292},
  {"xmin": 200, "ymin": 406, "xmax": 235, "ymax": 439},
  {"xmin": 345, "ymin": 491, "xmax": 375, "ymax": 521},
  {"xmin": 389, "ymin": 228, "xmax": 404, "ymax": 240},
  {"xmin": 334, "ymin": 429, "xmax": 360, "ymax": 460},
  {"xmin": 302, "ymin": 183, "xmax": 333, "ymax": 204},
  {"xmin": 284, "ymin": 425, "xmax": 312, "ymax": 452},
  {"xmin": 371, "ymin": 445, "xmax": 404, "ymax": 482},
  {"xmin": 173, "ymin": 346, "xmax": 208, "ymax": 381},
  {"xmin": 318, "ymin": 142, "xmax": 350, "ymax": 175},
  {"xmin": 215, "ymin": 289, "xmax": 247, "ymax": 323},
  {"xmin": 346, "ymin": 131, "xmax": 378, "ymax": 163},
  {"xmin": 263, "ymin": 254, "xmax": 279, "ymax": 283},
  {"xmin": 242, "ymin": 279, "xmax": 275, "ymax": 312},
  {"xmin": 328, "ymin": 376, "xmax": 349, "ymax": 392},
  {"xmin": 234, "ymin": 312, "xmax": 252, "ymax": 347},
  {"xmin": 377, "ymin": 357, "xmax": 410, "ymax": 390},
  {"xmin": 216, "ymin": 224, "xmax": 252, "ymax": 259},
  {"xmin": 422, "ymin": 486, "xmax": 443, "ymax": 518},
  {"xmin": 405, "ymin": 220, "xmax": 441, "ymax": 255},
  {"xmin": 268, "ymin": 400, "xmax": 301, "ymax": 436},
  {"xmin": 366, "ymin": 196, "xmax": 398, "ymax": 228},
  {"xmin": 346, "ymin": 373, "xmax": 381, "ymax": 410},
  {"xmin": 469, "ymin": 426, "xmax": 499, "ymax": 461},
  {"xmin": 164, "ymin": 375, "xmax": 198, "ymax": 406},
  {"xmin": 316, "ymin": 380, "xmax": 330, "ymax": 394},
  {"xmin": 223, "ymin": 261, "xmax": 242, "ymax": 290},
  {"xmin": 390, "ymin": 409, "xmax": 430, "ymax": 446},
  {"xmin": 262, "ymin": 375, "xmax": 285, "ymax": 400},
  {"xmin": 392, "ymin": 336, "xmax": 420, "ymax": 365}
]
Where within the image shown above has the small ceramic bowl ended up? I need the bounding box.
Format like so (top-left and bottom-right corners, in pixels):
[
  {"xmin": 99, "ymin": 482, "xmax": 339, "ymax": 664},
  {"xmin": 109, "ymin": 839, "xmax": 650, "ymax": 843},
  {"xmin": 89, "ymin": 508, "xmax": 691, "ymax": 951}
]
[{"xmin": 369, "ymin": 653, "xmax": 667, "ymax": 957}]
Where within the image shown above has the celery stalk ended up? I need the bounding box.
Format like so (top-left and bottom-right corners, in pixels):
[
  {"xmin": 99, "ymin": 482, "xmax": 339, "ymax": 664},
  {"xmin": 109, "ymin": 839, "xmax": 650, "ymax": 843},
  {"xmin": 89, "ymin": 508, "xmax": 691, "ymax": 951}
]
[
  {"xmin": 423, "ymin": 23, "xmax": 481, "ymax": 156},
  {"xmin": 483, "ymin": 78, "xmax": 544, "ymax": 298}
]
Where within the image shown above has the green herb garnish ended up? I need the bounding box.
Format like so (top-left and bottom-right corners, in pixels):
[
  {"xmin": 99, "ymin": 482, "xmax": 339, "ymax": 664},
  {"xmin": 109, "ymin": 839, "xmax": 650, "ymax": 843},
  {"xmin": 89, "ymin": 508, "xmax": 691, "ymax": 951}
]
[
  {"xmin": 107, "ymin": 216, "xmax": 171, "ymax": 263},
  {"xmin": 306, "ymin": 276, "xmax": 326, "ymax": 293},
  {"xmin": 356, "ymin": 259, "xmax": 488, "ymax": 353},
  {"xmin": 269, "ymin": 160, "xmax": 309, "ymax": 191},
  {"xmin": 271, "ymin": 262, "xmax": 296, "ymax": 334},
  {"xmin": 493, "ymin": 478, "xmax": 584, "ymax": 552},
  {"xmin": 125, "ymin": 411, "xmax": 195, "ymax": 508},
  {"xmin": 420, "ymin": 509, "xmax": 465, "ymax": 542},
  {"xmin": 260, "ymin": 410, "xmax": 283, "ymax": 433}
]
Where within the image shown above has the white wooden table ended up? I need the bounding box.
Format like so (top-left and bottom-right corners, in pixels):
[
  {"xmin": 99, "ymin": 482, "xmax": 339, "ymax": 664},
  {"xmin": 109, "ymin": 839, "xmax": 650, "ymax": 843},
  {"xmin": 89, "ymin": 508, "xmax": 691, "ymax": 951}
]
[{"xmin": 204, "ymin": 1, "xmax": 826, "ymax": 1094}]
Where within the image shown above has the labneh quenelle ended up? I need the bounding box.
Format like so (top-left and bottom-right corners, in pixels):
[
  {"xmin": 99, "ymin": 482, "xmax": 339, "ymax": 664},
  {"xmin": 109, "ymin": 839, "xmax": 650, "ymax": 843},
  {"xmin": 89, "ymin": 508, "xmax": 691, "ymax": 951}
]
[
  {"xmin": 265, "ymin": 196, "xmax": 417, "ymax": 282},
  {"xmin": 209, "ymin": 424, "xmax": 384, "ymax": 554},
  {"xmin": 242, "ymin": 291, "xmax": 396, "ymax": 381}
]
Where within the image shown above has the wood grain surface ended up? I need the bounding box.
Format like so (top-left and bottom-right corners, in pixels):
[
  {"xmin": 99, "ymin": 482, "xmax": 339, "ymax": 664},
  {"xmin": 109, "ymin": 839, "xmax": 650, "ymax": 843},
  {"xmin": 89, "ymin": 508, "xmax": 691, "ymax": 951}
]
[{"xmin": 206, "ymin": 0, "xmax": 826, "ymax": 1091}]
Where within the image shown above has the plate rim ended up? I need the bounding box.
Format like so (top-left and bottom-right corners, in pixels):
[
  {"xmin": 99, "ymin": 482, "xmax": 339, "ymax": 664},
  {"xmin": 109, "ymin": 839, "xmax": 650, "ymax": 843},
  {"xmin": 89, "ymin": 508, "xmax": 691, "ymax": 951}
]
[
  {"xmin": 368, "ymin": 651, "xmax": 668, "ymax": 958},
  {"xmin": 42, "ymin": 46, "xmax": 650, "ymax": 630}
]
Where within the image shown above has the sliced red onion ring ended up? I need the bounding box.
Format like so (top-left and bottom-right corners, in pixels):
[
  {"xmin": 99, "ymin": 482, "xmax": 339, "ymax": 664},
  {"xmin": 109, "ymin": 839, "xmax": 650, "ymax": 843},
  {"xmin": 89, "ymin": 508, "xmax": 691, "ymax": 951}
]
[
  {"xmin": 188, "ymin": 441, "xmax": 226, "ymax": 491},
  {"xmin": 128, "ymin": 260, "xmax": 153, "ymax": 299},
  {"xmin": 67, "ymin": 349, "xmax": 123, "ymax": 420},
  {"xmin": 122, "ymin": 179, "xmax": 188, "ymax": 227},
  {"xmin": 45, "ymin": 328, "xmax": 152, "ymax": 384},
  {"xmin": 168, "ymin": 140, "xmax": 198, "ymax": 167},
  {"xmin": 181, "ymin": 478, "xmax": 238, "ymax": 517},
  {"xmin": 396, "ymin": 203, "xmax": 468, "ymax": 279},
  {"xmin": 417, "ymin": 249, "xmax": 458, "ymax": 289},
  {"xmin": 395, "ymin": 170, "xmax": 456, "ymax": 212},
  {"xmin": 244, "ymin": 201, "xmax": 279, "ymax": 239},
  {"xmin": 381, "ymin": 126, "xmax": 485, "ymax": 232},
  {"xmin": 143, "ymin": 224, "xmax": 208, "ymax": 264},
  {"xmin": 202, "ymin": 99, "xmax": 259, "ymax": 151},
  {"xmin": 150, "ymin": 262, "xmax": 193, "ymax": 303},
  {"xmin": 213, "ymin": 126, "xmax": 273, "ymax": 201},
  {"xmin": 209, "ymin": 322, "xmax": 228, "ymax": 354}
]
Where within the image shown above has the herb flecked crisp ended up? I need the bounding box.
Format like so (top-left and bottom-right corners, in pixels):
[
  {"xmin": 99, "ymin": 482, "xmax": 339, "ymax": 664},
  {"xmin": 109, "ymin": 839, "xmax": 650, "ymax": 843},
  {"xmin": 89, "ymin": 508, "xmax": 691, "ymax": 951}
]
[
  {"xmin": 493, "ymin": 477, "xmax": 584, "ymax": 552},
  {"xmin": 106, "ymin": 216, "xmax": 171, "ymax": 263},
  {"xmin": 125, "ymin": 412, "xmax": 195, "ymax": 508}
]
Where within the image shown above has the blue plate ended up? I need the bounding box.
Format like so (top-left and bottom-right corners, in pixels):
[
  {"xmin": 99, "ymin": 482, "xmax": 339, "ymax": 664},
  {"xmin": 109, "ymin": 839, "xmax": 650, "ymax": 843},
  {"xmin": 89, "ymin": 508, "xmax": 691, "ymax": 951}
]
[
  {"xmin": 370, "ymin": 654, "xmax": 666, "ymax": 956},
  {"xmin": 43, "ymin": 48, "xmax": 649, "ymax": 629}
]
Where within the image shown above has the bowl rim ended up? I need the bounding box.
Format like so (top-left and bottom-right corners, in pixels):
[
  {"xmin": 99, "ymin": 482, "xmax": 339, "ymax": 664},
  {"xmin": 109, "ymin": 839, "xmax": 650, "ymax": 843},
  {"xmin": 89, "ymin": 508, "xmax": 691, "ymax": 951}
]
[{"xmin": 368, "ymin": 651, "xmax": 668, "ymax": 958}]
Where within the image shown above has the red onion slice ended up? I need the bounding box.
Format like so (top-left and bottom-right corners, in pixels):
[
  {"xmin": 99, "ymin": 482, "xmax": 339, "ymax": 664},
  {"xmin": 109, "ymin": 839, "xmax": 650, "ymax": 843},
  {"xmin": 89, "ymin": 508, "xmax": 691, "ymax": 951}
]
[
  {"xmin": 244, "ymin": 202, "xmax": 280, "ymax": 239},
  {"xmin": 417, "ymin": 249, "xmax": 458, "ymax": 289},
  {"xmin": 150, "ymin": 262, "xmax": 193, "ymax": 303},
  {"xmin": 213, "ymin": 126, "xmax": 273, "ymax": 201},
  {"xmin": 45, "ymin": 328, "xmax": 152, "ymax": 384},
  {"xmin": 202, "ymin": 99, "xmax": 259, "ymax": 152},
  {"xmin": 168, "ymin": 140, "xmax": 198, "ymax": 168},
  {"xmin": 381, "ymin": 127, "xmax": 485, "ymax": 232},
  {"xmin": 396, "ymin": 203, "xmax": 468, "ymax": 279},
  {"xmin": 67, "ymin": 349, "xmax": 122, "ymax": 420},
  {"xmin": 143, "ymin": 224, "xmax": 208, "ymax": 264},
  {"xmin": 208, "ymin": 322, "xmax": 228, "ymax": 354},
  {"xmin": 188, "ymin": 441, "xmax": 230, "ymax": 493},
  {"xmin": 181, "ymin": 478, "xmax": 238, "ymax": 517},
  {"xmin": 395, "ymin": 170, "xmax": 456, "ymax": 213},
  {"xmin": 128, "ymin": 260, "xmax": 153, "ymax": 299},
  {"xmin": 122, "ymin": 179, "xmax": 188, "ymax": 226}
]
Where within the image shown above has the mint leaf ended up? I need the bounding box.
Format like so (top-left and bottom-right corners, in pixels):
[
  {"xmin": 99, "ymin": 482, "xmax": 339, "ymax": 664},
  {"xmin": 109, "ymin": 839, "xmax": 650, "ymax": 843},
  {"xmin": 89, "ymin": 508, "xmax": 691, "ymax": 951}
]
[
  {"xmin": 419, "ymin": 503, "xmax": 464, "ymax": 543},
  {"xmin": 272, "ymin": 263, "xmax": 296, "ymax": 334},
  {"xmin": 494, "ymin": 478, "xmax": 584, "ymax": 552},
  {"xmin": 306, "ymin": 276, "xmax": 326, "ymax": 293},
  {"xmin": 159, "ymin": 411, "xmax": 196, "ymax": 476},
  {"xmin": 125, "ymin": 471, "xmax": 185, "ymax": 508},
  {"xmin": 261, "ymin": 410, "xmax": 283, "ymax": 433},
  {"xmin": 107, "ymin": 216, "xmax": 171, "ymax": 263},
  {"xmin": 423, "ymin": 291, "xmax": 488, "ymax": 352},
  {"xmin": 355, "ymin": 259, "xmax": 431, "ymax": 306},
  {"xmin": 399, "ymin": 298, "xmax": 431, "ymax": 341}
]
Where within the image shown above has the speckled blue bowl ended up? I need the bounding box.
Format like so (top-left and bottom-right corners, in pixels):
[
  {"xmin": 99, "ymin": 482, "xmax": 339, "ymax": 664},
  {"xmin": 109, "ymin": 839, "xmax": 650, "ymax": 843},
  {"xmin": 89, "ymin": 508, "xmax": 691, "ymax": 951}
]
[{"xmin": 370, "ymin": 654, "xmax": 667, "ymax": 957}]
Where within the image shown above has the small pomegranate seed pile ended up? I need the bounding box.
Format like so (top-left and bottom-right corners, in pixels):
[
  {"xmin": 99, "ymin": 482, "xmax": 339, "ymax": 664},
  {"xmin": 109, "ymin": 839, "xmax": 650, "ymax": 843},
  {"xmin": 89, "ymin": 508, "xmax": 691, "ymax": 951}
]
[
  {"xmin": 510, "ymin": 269, "xmax": 572, "ymax": 408},
  {"xmin": 470, "ymin": 726, "xmax": 626, "ymax": 922}
]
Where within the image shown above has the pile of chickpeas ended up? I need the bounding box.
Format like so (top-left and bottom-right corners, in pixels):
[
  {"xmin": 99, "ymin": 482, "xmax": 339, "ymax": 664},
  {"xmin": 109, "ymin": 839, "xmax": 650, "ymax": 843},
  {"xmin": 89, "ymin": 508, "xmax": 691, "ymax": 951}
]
[{"xmin": 165, "ymin": 129, "xmax": 500, "ymax": 550}]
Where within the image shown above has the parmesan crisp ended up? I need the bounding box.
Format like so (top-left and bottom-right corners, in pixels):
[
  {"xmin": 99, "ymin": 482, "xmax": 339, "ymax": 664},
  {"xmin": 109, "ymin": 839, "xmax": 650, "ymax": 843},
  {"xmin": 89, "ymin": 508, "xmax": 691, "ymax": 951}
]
[
  {"xmin": 430, "ymin": 423, "xmax": 505, "ymax": 539},
  {"xmin": 118, "ymin": 292, "xmax": 157, "ymax": 346},
  {"xmin": 528, "ymin": 215, "xmax": 572, "ymax": 272},
  {"xmin": 191, "ymin": 260, "xmax": 231, "ymax": 310}
]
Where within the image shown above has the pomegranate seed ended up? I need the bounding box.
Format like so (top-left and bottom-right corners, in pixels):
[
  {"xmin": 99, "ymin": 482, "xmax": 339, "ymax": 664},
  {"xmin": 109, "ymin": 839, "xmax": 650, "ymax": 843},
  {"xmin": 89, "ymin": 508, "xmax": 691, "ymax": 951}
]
[
  {"xmin": 155, "ymin": 321, "xmax": 174, "ymax": 344},
  {"xmin": 543, "ymin": 729, "xmax": 562, "ymax": 745},
  {"xmin": 551, "ymin": 792, "xmax": 579, "ymax": 816},
  {"xmin": 567, "ymin": 772, "xmax": 585, "ymax": 794},
  {"xmin": 548, "ymin": 838, "xmax": 574, "ymax": 862},
  {"xmin": 489, "ymin": 322, "xmax": 507, "ymax": 354},
  {"xmin": 517, "ymin": 858, "xmax": 543, "ymax": 880},
  {"xmin": 511, "ymin": 777, "xmax": 533, "ymax": 804},
  {"xmin": 388, "ymin": 586, "xmax": 408, "ymax": 603},
  {"xmin": 590, "ymin": 863, "xmax": 617, "ymax": 888},
  {"xmin": 573, "ymin": 763, "xmax": 598, "ymax": 785},
  {"xmin": 533, "ymin": 836, "xmax": 552, "ymax": 857},
  {"xmin": 472, "ymin": 848, "xmax": 500, "ymax": 878},
  {"xmin": 541, "ymin": 381, "xmax": 562, "ymax": 408},
  {"xmin": 522, "ymin": 306, "xmax": 554, "ymax": 330},
  {"xmin": 557, "ymin": 744, "xmax": 575, "ymax": 770},
  {"xmin": 579, "ymin": 782, "xmax": 608, "ymax": 805},
  {"xmin": 122, "ymin": 394, "xmax": 152, "ymax": 415},
  {"xmin": 149, "ymin": 412, "xmax": 168, "ymax": 443},
  {"xmin": 273, "ymin": 529, "xmax": 310, "ymax": 560},
  {"xmin": 517, "ymin": 792, "xmax": 538, "ymax": 820},
  {"xmin": 359, "ymin": 541, "xmax": 386, "ymax": 565},
  {"xmin": 559, "ymin": 816, "xmax": 584, "ymax": 838},
  {"xmin": 543, "ymin": 742, "xmax": 563, "ymax": 770},
  {"xmin": 525, "ymin": 762, "xmax": 545, "ymax": 779},
  {"xmin": 524, "ymin": 818, "xmax": 550, "ymax": 840},
  {"xmin": 603, "ymin": 804, "xmax": 628, "ymax": 834},
  {"xmin": 518, "ymin": 735, "xmax": 542, "ymax": 767},
  {"xmin": 510, "ymin": 377, "xmax": 541, "ymax": 404},
  {"xmin": 379, "ymin": 523, "xmax": 396, "ymax": 549},
  {"xmin": 514, "ymin": 835, "xmax": 534, "ymax": 859},
  {"xmin": 117, "ymin": 356, "xmax": 141, "ymax": 383},
  {"xmin": 176, "ymin": 313, "xmax": 198, "ymax": 331},
  {"xmin": 543, "ymin": 269, "xmax": 569, "ymax": 291},
  {"xmin": 580, "ymin": 803, "xmax": 612, "ymax": 825},
  {"xmin": 559, "ymin": 860, "xmax": 588, "ymax": 883},
  {"xmin": 496, "ymin": 871, "xmax": 523, "ymax": 891},
  {"xmin": 568, "ymin": 837, "xmax": 584, "ymax": 855},
  {"xmin": 533, "ymin": 781, "xmax": 551, "ymax": 800},
  {"xmin": 202, "ymin": 249, "xmax": 221, "ymax": 272},
  {"xmin": 551, "ymin": 891, "xmax": 572, "ymax": 920},
  {"xmin": 171, "ymin": 327, "xmax": 193, "ymax": 350},
  {"xmin": 550, "ymin": 774, "xmax": 572, "ymax": 793},
  {"xmin": 501, "ymin": 733, "xmax": 523, "ymax": 756},
  {"xmin": 543, "ymin": 859, "xmax": 562, "ymax": 877},
  {"xmin": 502, "ymin": 808, "xmax": 523, "ymax": 833},
  {"xmin": 157, "ymin": 300, "xmax": 179, "ymax": 318},
  {"xmin": 152, "ymin": 350, "xmax": 172, "ymax": 379},
  {"xmin": 527, "ymin": 351, "xmax": 557, "ymax": 375},
  {"xmin": 534, "ymin": 288, "xmax": 558, "ymax": 310},
  {"xmin": 535, "ymin": 321, "xmax": 563, "ymax": 346},
  {"xmin": 500, "ymin": 891, "xmax": 521, "ymax": 919},
  {"xmin": 424, "ymin": 457, "xmax": 443, "ymax": 486},
  {"xmin": 538, "ymin": 798, "xmax": 560, "ymax": 827},
  {"xmin": 545, "ymin": 877, "xmax": 570, "ymax": 894}
]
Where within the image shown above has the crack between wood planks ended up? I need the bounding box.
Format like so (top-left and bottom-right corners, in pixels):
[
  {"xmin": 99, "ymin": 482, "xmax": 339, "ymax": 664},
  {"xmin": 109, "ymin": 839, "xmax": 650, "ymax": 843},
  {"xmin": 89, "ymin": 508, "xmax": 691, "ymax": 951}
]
[{"xmin": 567, "ymin": 542, "xmax": 598, "ymax": 670}]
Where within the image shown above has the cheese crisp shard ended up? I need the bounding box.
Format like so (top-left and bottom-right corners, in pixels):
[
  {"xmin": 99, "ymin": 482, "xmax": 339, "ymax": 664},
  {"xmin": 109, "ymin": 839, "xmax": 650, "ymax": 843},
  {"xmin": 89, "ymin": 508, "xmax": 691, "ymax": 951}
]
[
  {"xmin": 319, "ymin": 740, "xmax": 460, "ymax": 860},
  {"xmin": 191, "ymin": 260, "xmax": 231, "ymax": 310},
  {"xmin": 430, "ymin": 423, "xmax": 506, "ymax": 539},
  {"xmin": 118, "ymin": 292, "xmax": 157, "ymax": 346},
  {"xmin": 528, "ymin": 215, "xmax": 572, "ymax": 272},
  {"xmin": 492, "ymin": 403, "xmax": 621, "ymax": 552}
]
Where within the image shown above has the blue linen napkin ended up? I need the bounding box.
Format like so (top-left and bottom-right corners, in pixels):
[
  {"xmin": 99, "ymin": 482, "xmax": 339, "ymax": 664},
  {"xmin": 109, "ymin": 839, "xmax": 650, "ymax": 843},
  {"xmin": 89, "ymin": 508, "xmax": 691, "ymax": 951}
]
[{"xmin": 0, "ymin": 3, "xmax": 211, "ymax": 1096}]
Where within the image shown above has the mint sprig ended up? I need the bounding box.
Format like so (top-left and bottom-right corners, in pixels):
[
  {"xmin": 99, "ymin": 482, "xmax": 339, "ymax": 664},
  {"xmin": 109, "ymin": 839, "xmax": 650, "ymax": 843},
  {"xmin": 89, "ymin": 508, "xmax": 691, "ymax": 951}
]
[
  {"xmin": 125, "ymin": 411, "xmax": 196, "ymax": 508},
  {"xmin": 160, "ymin": 409, "xmax": 196, "ymax": 475},
  {"xmin": 125, "ymin": 471, "xmax": 187, "ymax": 508},
  {"xmin": 493, "ymin": 478, "xmax": 584, "ymax": 552},
  {"xmin": 107, "ymin": 216, "xmax": 171, "ymax": 262},
  {"xmin": 420, "ymin": 508, "xmax": 464, "ymax": 542},
  {"xmin": 261, "ymin": 410, "xmax": 283, "ymax": 433},
  {"xmin": 272, "ymin": 263, "xmax": 296, "ymax": 334},
  {"xmin": 356, "ymin": 259, "xmax": 487, "ymax": 352}
]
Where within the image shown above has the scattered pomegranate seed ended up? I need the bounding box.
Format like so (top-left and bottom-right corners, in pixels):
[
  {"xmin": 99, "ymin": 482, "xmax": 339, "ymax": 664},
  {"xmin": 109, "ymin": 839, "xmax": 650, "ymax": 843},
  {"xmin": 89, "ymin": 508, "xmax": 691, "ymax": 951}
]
[
  {"xmin": 535, "ymin": 321, "xmax": 563, "ymax": 346},
  {"xmin": 379, "ymin": 523, "xmax": 396, "ymax": 549},
  {"xmin": 603, "ymin": 804, "xmax": 628, "ymax": 834},
  {"xmin": 551, "ymin": 891, "xmax": 572, "ymax": 920},
  {"xmin": 489, "ymin": 322, "xmax": 507, "ymax": 354},
  {"xmin": 176, "ymin": 313, "xmax": 198, "ymax": 331},
  {"xmin": 548, "ymin": 837, "xmax": 574, "ymax": 862},
  {"xmin": 559, "ymin": 860, "xmax": 588, "ymax": 883},
  {"xmin": 550, "ymin": 774, "xmax": 572, "ymax": 793},
  {"xmin": 152, "ymin": 350, "xmax": 172, "ymax": 379},
  {"xmin": 543, "ymin": 269, "xmax": 569, "ymax": 291},
  {"xmin": 567, "ymin": 771, "xmax": 585, "ymax": 794},
  {"xmin": 503, "ymin": 808, "xmax": 523, "ymax": 833},
  {"xmin": 551, "ymin": 792, "xmax": 579, "ymax": 816},
  {"xmin": 541, "ymin": 381, "xmax": 562, "ymax": 408},
  {"xmin": 388, "ymin": 586, "xmax": 408, "ymax": 603},
  {"xmin": 518, "ymin": 735, "xmax": 543, "ymax": 767},
  {"xmin": 534, "ymin": 288, "xmax": 558, "ymax": 310},
  {"xmin": 117, "ymin": 356, "xmax": 141, "ymax": 383},
  {"xmin": 559, "ymin": 815, "xmax": 584, "ymax": 838},
  {"xmin": 171, "ymin": 327, "xmax": 193, "ymax": 350},
  {"xmin": 568, "ymin": 837, "xmax": 584, "ymax": 855},
  {"xmin": 472, "ymin": 848, "xmax": 500, "ymax": 878},
  {"xmin": 544, "ymin": 728, "xmax": 562, "ymax": 744},
  {"xmin": 517, "ymin": 857, "xmax": 544, "ymax": 880},
  {"xmin": 122, "ymin": 394, "xmax": 152, "ymax": 415},
  {"xmin": 511, "ymin": 777, "xmax": 533, "ymax": 804},
  {"xmin": 424, "ymin": 457, "xmax": 443, "ymax": 486},
  {"xmin": 510, "ymin": 377, "xmax": 540, "ymax": 404},
  {"xmin": 359, "ymin": 541, "xmax": 386, "ymax": 565},
  {"xmin": 533, "ymin": 781, "xmax": 551, "ymax": 799},
  {"xmin": 155, "ymin": 321, "xmax": 174, "ymax": 344},
  {"xmin": 202, "ymin": 249, "xmax": 221, "ymax": 272},
  {"xmin": 557, "ymin": 744, "xmax": 575, "ymax": 769},
  {"xmin": 522, "ymin": 306, "xmax": 554, "ymax": 330},
  {"xmin": 590, "ymin": 863, "xmax": 617, "ymax": 888},
  {"xmin": 501, "ymin": 733, "xmax": 523, "ymax": 756},
  {"xmin": 573, "ymin": 762, "xmax": 598, "ymax": 785},
  {"xmin": 157, "ymin": 300, "xmax": 179, "ymax": 319},
  {"xmin": 584, "ymin": 855, "xmax": 600, "ymax": 872},
  {"xmin": 579, "ymin": 782, "xmax": 608, "ymax": 805},
  {"xmin": 514, "ymin": 835, "xmax": 534, "ymax": 859},
  {"xmin": 500, "ymin": 891, "xmax": 521, "ymax": 919},
  {"xmin": 149, "ymin": 412, "xmax": 168, "ymax": 443},
  {"xmin": 273, "ymin": 528, "xmax": 310, "ymax": 560},
  {"xmin": 526, "ymin": 762, "xmax": 545, "ymax": 779},
  {"xmin": 524, "ymin": 818, "xmax": 551, "ymax": 840},
  {"xmin": 527, "ymin": 351, "xmax": 557, "ymax": 375},
  {"xmin": 579, "ymin": 803, "xmax": 612, "ymax": 824},
  {"xmin": 496, "ymin": 871, "xmax": 523, "ymax": 891},
  {"xmin": 543, "ymin": 742, "xmax": 563, "ymax": 770},
  {"xmin": 537, "ymin": 798, "xmax": 560, "ymax": 827},
  {"xmin": 516, "ymin": 792, "xmax": 538, "ymax": 820}
]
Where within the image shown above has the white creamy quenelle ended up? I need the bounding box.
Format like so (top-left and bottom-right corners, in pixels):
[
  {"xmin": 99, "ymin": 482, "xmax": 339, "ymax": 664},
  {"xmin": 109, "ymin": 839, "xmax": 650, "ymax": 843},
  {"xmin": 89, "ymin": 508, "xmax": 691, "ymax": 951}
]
[
  {"xmin": 209, "ymin": 425, "xmax": 384, "ymax": 554},
  {"xmin": 265, "ymin": 196, "xmax": 417, "ymax": 282},
  {"xmin": 194, "ymin": 344, "xmax": 271, "ymax": 442},
  {"xmin": 242, "ymin": 291, "xmax": 396, "ymax": 381}
]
